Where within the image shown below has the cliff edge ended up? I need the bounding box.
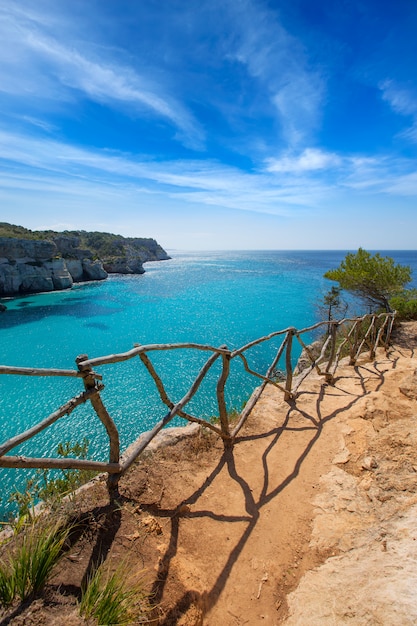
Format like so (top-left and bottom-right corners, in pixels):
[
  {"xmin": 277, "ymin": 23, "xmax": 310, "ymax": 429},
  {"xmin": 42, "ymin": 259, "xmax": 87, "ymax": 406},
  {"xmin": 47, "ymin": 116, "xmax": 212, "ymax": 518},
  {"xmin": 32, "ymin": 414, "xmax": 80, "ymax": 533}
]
[{"xmin": 0, "ymin": 223, "xmax": 170, "ymax": 297}]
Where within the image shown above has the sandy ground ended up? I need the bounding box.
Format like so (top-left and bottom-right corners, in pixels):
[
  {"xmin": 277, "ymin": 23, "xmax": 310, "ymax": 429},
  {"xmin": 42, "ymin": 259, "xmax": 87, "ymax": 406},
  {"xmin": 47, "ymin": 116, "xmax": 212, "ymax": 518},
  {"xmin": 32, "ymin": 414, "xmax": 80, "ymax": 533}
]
[{"xmin": 1, "ymin": 322, "xmax": 417, "ymax": 625}]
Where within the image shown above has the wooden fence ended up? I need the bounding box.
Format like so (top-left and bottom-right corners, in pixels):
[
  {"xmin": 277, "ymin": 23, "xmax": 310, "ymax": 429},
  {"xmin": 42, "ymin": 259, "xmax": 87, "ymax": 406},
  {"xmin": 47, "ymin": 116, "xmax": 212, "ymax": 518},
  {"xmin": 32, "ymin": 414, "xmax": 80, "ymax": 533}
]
[{"xmin": 0, "ymin": 312, "xmax": 395, "ymax": 499}]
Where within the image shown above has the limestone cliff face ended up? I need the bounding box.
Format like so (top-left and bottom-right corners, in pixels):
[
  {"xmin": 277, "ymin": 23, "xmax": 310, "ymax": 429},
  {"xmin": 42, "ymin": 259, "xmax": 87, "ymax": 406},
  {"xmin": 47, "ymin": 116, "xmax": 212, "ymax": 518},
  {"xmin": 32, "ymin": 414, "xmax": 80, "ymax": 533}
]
[
  {"xmin": 98, "ymin": 238, "xmax": 170, "ymax": 274},
  {"xmin": 0, "ymin": 230, "xmax": 170, "ymax": 296},
  {"xmin": 0, "ymin": 237, "xmax": 107, "ymax": 296},
  {"xmin": 52, "ymin": 234, "xmax": 170, "ymax": 275}
]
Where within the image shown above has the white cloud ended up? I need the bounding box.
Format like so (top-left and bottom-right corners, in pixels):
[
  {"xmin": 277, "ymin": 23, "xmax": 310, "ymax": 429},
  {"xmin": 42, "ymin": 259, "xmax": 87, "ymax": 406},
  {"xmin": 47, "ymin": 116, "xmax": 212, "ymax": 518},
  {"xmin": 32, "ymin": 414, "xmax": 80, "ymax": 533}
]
[
  {"xmin": 0, "ymin": 130, "xmax": 333, "ymax": 216},
  {"xmin": 1, "ymin": 129, "xmax": 416, "ymax": 227},
  {"xmin": 227, "ymin": 0, "xmax": 324, "ymax": 146},
  {"xmin": 0, "ymin": 0, "xmax": 326, "ymax": 154},
  {"xmin": 379, "ymin": 79, "xmax": 417, "ymax": 144},
  {"xmin": 384, "ymin": 171, "xmax": 417, "ymax": 195},
  {"xmin": 266, "ymin": 149, "xmax": 341, "ymax": 173},
  {"xmin": 380, "ymin": 80, "xmax": 417, "ymax": 116},
  {"xmin": 0, "ymin": 3, "xmax": 205, "ymax": 149},
  {"xmin": 21, "ymin": 116, "xmax": 57, "ymax": 133}
]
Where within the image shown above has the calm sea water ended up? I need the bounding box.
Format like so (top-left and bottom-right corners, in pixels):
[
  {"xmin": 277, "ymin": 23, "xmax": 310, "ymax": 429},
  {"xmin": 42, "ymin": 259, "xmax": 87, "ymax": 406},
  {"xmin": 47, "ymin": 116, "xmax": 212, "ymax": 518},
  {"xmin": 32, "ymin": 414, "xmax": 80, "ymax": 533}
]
[{"xmin": 1, "ymin": 250, "xmax": 416, "ymax": 518}]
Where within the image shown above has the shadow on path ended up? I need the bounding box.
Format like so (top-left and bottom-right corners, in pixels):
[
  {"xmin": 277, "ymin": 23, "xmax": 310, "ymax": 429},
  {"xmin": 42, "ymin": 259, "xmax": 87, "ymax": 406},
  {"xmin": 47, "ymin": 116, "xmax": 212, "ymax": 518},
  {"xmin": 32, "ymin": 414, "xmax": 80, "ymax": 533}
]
[{"xmin": 154, "ymin": 361, "xmax": 388, "ymax": 624}]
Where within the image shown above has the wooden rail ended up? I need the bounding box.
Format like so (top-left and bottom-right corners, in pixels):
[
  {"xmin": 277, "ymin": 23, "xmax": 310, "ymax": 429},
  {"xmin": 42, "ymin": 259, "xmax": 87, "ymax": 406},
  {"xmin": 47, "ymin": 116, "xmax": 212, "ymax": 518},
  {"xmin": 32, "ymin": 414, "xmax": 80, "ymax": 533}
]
[{"xmin": 0, "ymin": 312, "xmax": 395, "ymax": 500}]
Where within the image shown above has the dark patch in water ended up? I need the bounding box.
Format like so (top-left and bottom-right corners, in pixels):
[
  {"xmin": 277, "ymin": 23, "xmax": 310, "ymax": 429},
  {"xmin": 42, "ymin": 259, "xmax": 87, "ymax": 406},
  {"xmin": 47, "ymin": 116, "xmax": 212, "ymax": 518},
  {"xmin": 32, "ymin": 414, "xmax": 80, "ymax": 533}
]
[
  {"xmin": 0, "ymin": 298, "xmax": 121, "ymax": 329},
  {"xmin": 84, "ymin": 322, "xmax": 109, "ymax": 331}
]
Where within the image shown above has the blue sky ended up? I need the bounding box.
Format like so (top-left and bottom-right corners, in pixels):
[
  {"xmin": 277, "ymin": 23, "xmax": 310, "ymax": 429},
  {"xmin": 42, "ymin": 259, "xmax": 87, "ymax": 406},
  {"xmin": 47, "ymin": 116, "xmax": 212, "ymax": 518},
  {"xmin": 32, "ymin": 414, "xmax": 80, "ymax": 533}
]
[{"xmin": 0, "ymin": 0, "xmax": 416, "ymax": 250}]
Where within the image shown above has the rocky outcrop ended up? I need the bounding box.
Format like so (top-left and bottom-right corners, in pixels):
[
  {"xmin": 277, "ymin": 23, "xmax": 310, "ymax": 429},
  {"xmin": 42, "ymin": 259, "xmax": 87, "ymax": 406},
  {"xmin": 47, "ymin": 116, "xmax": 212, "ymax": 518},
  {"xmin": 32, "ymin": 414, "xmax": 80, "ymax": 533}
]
[
  {"xmin": 99, "ymin": 238, "xmax": 170, "ymax": 274},
  {"xmin": 0, "ymin": 228, "xmax": 170, "ymax": 296},
  {"xmin": 0, "ymin": 237, "xmax": 106, "ymax": 296},
  {"xmin": 126, "ymin": 237, "xmax": 171, "ymax": 262},
  {"xmin": 82, "ymin": 259, "xmax": 108, "ymax": 281},
  {"xmin": 64, "ymin": 259, "xmax": 85, "ymax": 282},
  {"xmin": 102, "ymin": 254, "xmax": 145, "ymax": 275},
  {"xmin": 52, "ymin": 234, "xmax": 169, "ymax": 276}
]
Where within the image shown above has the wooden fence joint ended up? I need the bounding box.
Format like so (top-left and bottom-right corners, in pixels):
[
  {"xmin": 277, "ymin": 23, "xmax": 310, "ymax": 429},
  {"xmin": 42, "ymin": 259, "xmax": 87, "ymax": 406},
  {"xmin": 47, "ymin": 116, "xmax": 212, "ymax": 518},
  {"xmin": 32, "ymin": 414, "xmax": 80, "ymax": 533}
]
[{"xmin": 324, "ymin": 372, "xmax": 335, "ymax": 385}]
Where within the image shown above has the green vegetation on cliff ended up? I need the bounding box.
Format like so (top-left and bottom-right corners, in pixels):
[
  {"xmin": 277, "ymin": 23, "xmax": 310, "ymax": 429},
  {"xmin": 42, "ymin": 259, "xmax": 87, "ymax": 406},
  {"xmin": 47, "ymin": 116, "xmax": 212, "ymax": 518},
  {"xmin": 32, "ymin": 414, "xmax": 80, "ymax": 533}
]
[
  {"xmin": 0, "ymin": 223, "xmax": 37, "ymax": 239},
  {"xmin": 0, "ymin": 223, "xmax": 168, "ymax": 262}
]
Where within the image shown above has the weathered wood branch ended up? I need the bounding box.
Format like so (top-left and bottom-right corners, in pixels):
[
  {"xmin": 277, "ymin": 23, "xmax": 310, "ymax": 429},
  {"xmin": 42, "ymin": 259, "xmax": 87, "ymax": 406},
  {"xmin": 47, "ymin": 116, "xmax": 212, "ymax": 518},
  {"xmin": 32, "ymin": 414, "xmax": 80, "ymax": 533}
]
[
  {"xmin": 0, "ymin": 311, "xmax": 395, "ymax": 506},
  {"xmin": 236, "ymin": 351, "xmax": 287, "ymax": 395},
  {"xmin": 374, "ymin": 315, "xmax": 390, "ymax": 352},
  {"xmin": 119, "ymin": 412, "xmax": 175, "ymax": 473},
  {"xmin": 292, "ymin": 333, "xmax": 333, "ymax": 394},
  {"xmin": 138, "ymin": 351, "xmax": 173, "ymax": 409},
  {"xmin": 231, "ymin": 319, "xmax": 354, "ymax": 358},
  {"xmin": 78, "ymin": 342, "xmax": 229, "ymax": 369},
  {"xmin": 237, "ymin": 337, "xmax": 287, "ymax": 393},
  {"xmin": 177, "ymin": 412, "xmax": 223, "ymax": 436},
  {"xmin": 295, "ymin": 331, "xmax": 328, "ymax": 375},
  {"xmin": 174, "ymin": 350, "xmax": 223, "ymax": 414},
  {"xmin": 352, "ymin": 317, "xmax": 376, "ymax": 363},
  {"xmin": 0, "ymin": 456, "xmax": 121, "ymax": 472},
  {"xmin": 76, "ymin": 355, "xmax": 120, "ymax": 467},
  {"xmin": 324, "ymin": 323, "xmax": 338, "ymax": 383},
  {"xmin": 385, "ymin": 314, "xmax": 395, "ymax": 346},
  {"xmin": 137, "ymin": 351, "xmax": 223, "ymax": 435},
  {"xmin": 332, "ymin": 322, "xmax": 356, "ymax": 372},
  {"xmin": 231, "ymin": 335, "xmax": 289, "ymax": 438},
  {"xmin": 0, "ymin": 365, "xmax": 92, "ymax": 378},
  {"xmin": 349, "ymin": 321, "xmax": 361, "ymax": 365},
  {"xmin": 120, "ymin": 349, "xmax": 224, "ymax": 471},
  {"xmin": 0, "ymin": 387, "xmax": 101, "ymax": 457},
  {"xmin": 284, "ymin": 329, "xmax": 294, "ymax": 401},
  {"xmin": 216, "ymin": 351, "xmax": 231, "ymax": 443},
  {"xmin": 231, "ymin": 327, "xmax": 292, "ymax": 357}
]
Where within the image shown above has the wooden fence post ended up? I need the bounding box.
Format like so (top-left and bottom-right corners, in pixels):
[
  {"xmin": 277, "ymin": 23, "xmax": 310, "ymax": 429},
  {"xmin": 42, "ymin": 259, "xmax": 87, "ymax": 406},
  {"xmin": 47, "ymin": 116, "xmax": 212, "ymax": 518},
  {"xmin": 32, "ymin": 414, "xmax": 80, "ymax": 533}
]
[
  {"xmin": 385, "ymin": 313, "xmax": 395, "ymax": 347},
  {"xmin": 76, "ymin": 355, "xmax": 121, "ymax": 501},
  {"xmin": 324, "ymin": 322, "xmax": 337, "ymax": 384},
  {"xmin": 216, "ymin": 350, "xmax": 232, "ymax": 447},
  {"xmin": 349, "ymin": 321, "xmax": 360, "ymax": 365},
  {"xmin": 284, "ymin": 329, "xmax": 294, "ymax": 402}
]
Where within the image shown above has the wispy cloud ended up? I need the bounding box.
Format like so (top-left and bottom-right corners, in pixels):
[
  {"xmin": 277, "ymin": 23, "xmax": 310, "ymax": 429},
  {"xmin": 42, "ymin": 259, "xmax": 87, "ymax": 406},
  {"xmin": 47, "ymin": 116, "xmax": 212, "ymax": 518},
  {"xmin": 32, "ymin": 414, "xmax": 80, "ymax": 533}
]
[
  {"xmin": 0, "ymin": 130, "xmax": 415, "ymax": 220},
  {"xmin": 0, "ymin": 130, "xmax": 332, "ymax": 217},
  {"xmin": 265, "ymin": 149, "xmax": 341, "ymax": 173},
  {"xmin": 226, "ymin": 0, "xmax": 324, "ymax": 147},
  {"xmin": 0, "ymin": 2, "xmax": 205, "ymax": 149},
  {"xmin": 379, "ymin": 79, "xmax": 417, "ymax": 143},
  {"xmin": 380, "ymin": 80, "xmax": 417, "ymax": 116},
  {"xmin": 0, "ymin": 0, "xmax": 324, "ymax": 155},
  {"xmin": 383, "ymin": 171, "xmax": 417, "ymax": 196},
  {"xmin": 0, "ymin": 0, "xmax": 415, "ymax": 250}
]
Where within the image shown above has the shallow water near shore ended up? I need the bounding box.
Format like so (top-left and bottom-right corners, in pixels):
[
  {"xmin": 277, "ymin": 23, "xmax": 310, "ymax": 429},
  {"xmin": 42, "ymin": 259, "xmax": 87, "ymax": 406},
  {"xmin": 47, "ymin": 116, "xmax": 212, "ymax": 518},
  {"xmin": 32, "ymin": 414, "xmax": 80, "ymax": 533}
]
[{"xmin": 1, "ymin": 250, "xmax": 416, "ymax": 518}]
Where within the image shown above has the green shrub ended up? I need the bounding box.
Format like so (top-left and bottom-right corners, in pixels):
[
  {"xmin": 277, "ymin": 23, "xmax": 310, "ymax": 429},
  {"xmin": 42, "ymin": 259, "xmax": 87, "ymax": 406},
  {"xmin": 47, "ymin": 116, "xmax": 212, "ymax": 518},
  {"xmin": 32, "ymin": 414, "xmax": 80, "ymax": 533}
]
[
  {"xmin": 80, "ymin": 563, "xmax": 149, "ymax": 625},
  {"xmin": 0, "ymin": 561, "xmax": 15, "ymax": 606},
  {"xmin": 390, "ymin": 289, "xmax": 417, "ymax": 320},
  {"xmin": 0, "ymin": 521, "xmax": 70, "ymax": 605},
  {"xmin": 324, "ymin": 248, "xmax": 412, "ymax": 312}
]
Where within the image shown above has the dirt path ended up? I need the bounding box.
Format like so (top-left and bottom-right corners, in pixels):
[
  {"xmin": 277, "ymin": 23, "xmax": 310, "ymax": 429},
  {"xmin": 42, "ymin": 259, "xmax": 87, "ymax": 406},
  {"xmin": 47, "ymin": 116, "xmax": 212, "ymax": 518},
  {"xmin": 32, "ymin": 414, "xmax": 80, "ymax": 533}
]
[
  {"xmin": 150, "ymin": 330, "xmax": 417, "ymax": 625},
  {"xmin": 2, "ymin": 323, "xmax": 417, "ymax": 625}
]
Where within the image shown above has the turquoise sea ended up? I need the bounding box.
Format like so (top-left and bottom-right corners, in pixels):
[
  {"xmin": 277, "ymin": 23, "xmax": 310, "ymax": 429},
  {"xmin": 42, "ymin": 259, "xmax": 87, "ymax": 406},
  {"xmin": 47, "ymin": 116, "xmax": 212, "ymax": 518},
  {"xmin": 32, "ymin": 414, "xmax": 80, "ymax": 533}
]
[{"xmin": 1, "ymin": 250, "xmax": 417, "ymax": 519}]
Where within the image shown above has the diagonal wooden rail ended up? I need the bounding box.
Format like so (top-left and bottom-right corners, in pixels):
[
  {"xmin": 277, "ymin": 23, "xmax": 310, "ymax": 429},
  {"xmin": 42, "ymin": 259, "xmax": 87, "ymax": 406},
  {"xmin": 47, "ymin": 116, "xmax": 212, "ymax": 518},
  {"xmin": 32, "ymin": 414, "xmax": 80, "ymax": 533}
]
[{"xmin": 0, "ymin": 312, "xmax": 395, "ymax": 501}]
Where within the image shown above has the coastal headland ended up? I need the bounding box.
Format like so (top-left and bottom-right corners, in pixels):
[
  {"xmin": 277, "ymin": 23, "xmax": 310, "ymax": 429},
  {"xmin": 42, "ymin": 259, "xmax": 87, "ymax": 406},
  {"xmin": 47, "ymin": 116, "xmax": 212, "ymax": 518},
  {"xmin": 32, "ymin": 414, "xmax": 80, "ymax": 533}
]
[{"xmin": 0, "ymin": 223, "xmax": 170, "ymax": 298}]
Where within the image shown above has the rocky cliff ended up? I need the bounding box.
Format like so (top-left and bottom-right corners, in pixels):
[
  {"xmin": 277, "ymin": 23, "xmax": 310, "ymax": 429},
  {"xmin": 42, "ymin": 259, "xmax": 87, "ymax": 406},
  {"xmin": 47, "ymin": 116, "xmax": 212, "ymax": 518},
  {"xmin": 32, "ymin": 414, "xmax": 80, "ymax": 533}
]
[{"xmin": 0, "ymin": 224, "xmax": 170, "ymax": 297}]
